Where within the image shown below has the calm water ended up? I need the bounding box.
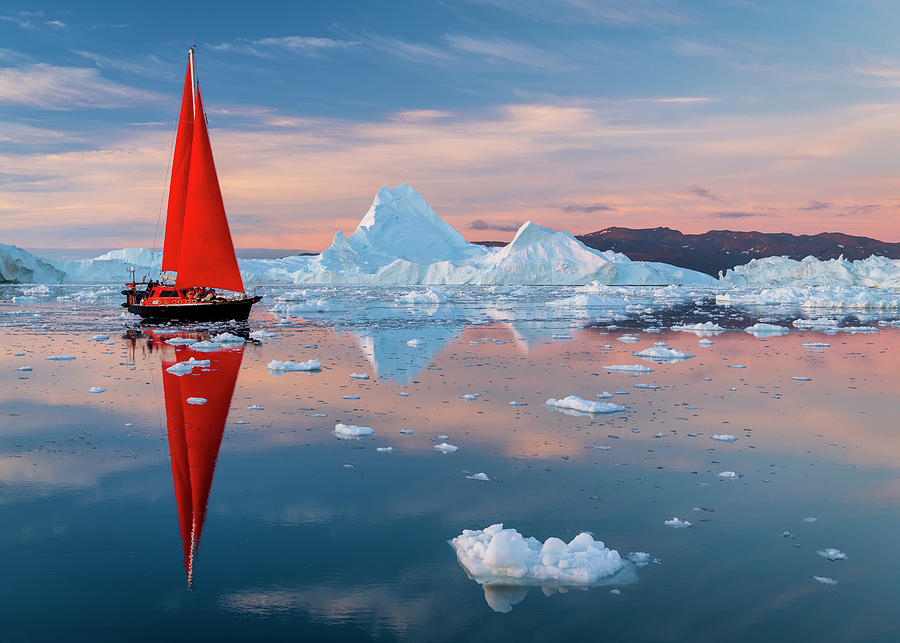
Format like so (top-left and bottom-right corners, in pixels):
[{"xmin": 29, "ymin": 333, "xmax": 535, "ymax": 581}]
[{"xmin": 1, "ymin": 285, "xmax": 898, "ymax": 642}]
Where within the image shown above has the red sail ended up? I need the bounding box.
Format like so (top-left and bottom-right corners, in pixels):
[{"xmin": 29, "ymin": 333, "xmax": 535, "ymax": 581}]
[
  {"xmin": 161, "ymin": 61, "xmax": 194, "ymax": 273},
  {"xmin": 162, "ymin": 342, "xmax": 244, "ymax": 586},
  {"xmin": 175, "ymin": 87, "xmax": 245, "ymax": 293}
]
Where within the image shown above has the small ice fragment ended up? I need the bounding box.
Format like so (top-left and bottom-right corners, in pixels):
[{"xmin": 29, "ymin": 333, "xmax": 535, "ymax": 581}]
[
  {"xmin": 727, "ymin": 364, "xmax": 747, "ymax": 369},
  {"xmin": 46, "ymin": 355, "xmax": 75, "ymax": 361},
  {"xmin": 433, "ymin": 442, "xmax": 458, "ymax": 453},
  {"xmin": 376, "ymin": 446, "xmax": 393, "ymax": 453},
  {"xmin": 586, "ymin": 445, "xmax": 611, "ymax": 451},
  {"xmin": 17, "ymin": 366, "xmax": 32, "ymax": 371},
  {"xmin": 406, "ymin": 339, "xmax": 420, "ymax": 347},
  {"xmin": 634, "ymin": 383, "xmax": 660, "ymax": 390},
  {"xmin": 711, "ymin": 434, "xmax": 738, "ymax": 443},
  {"xmin": 435, "ymin": 435, "xmax": 450, "ymax": 440},
  {"xmin": 398, "ymin": 429, "xmax": 414, "ymax": 434},
  {"xmin": 603, "ymin": 364, "xmax": 653, "ymax": 373},
  {"xmin": 89, "ymin": 387, "xmax": 105, "ymax": 393},
  {"xmin": 813, "ymin": 576, "xmax": 838, "ymax": 585},
  {"xmin": 698, "ymin": 339, "xmax": 714, "ymax": 346},
  {"xmin": 91, "ymin": 334, "xmax": 109, "ymax": 341},
  {"xmin": 350, "ymin": 372, "xmax": 370, "ymax": 380},
  {"xmin": 546, "ymin": 396, "xmax": 625, "ymax": 414},
  {"xmin": 626, "ymin": 552, "xmax": 658, "ymax": 567},
  {"xmin": 249, "ymin": 329, "xmax": 276, "ymax": 340},
  {"xmin": 792, "ymin": 376, "xmax": 812, "ymax": 381},
  {"xmin": 166, "ymin": 357, "xmax": 211, "ymax": 376},
  {"xmin": 664, "ymin": 517, "xmax": 692, "ymax": 528},
  {"xmin": 267, "ymin": 359, "xmax": 321, "ymax": 372},
  {"xmin": 466, "ymin": 472, "xmax": 490, "ymax": 481},
  {"xmin": 652, "ymin": 433, "xmax": 665, "ymax": 438},
  {"xmin": 210, "ymin": 332, "xmax": 245, "ymax": 344},
  {"xmin": 508, "ymin": 401, "xmax": 527, "ymax": 406},
  {"xmin": 803, "ymin": 517, "xmax": 819, "ymax": 523},
  {"xmin": 248, "ymin": 405, "xmax": 264, "ymax": 410},
  {"xmin": 164, "ymin": 337, "xmax": 196, "ymax": 346},
  {"xmin": 596, "ymin": 391, "xmax": 612, "ymax": 399},
  {"xmin": 717, "ymin": 471, "xmax": 737, "ymax": 479},
  {"xmin": 817, "ymin": 548, "xmax": 847, "ymax": 561},
  {"xmin": 309, "ymin": 413, "xmax": 327, "ymax": 417},
  {"xmin": 397, "ymin": 392, "xmax": 410, "ymax": 397},
  {"xmin": 460, "ymin": 393, "xmax": 480, "ymax": 401},
  {"xmin": 334, "ymin": 422, "xmax": 374, "ymax": 438},
  {"xmin": 186, "ymin": 397, "xmax": 207, "ymax": 405},
  {"xmin": 189, "ymin": 340, "xmax": 223, "ymax": 352},
  {"xmin": 342, "ymin": 394, "xmax": 361, "ymax": 400},
  {"xmin": 744, "ymin": 323, "xmax": 790, "ymax": 336},
  {"xmin": 610, "ymin": 589, "xmax": 621, "ymax": 595}
]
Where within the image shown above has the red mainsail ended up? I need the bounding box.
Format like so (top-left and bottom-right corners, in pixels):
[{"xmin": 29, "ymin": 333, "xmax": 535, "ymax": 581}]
[
  {"xmin": 161, "ymin": 60, "xmax": 194, "ymax": 273},
  {"xmin": 162, "ymin": 342, "xmax": 244, "ymax": 587},
  {"xmin": 174, "ymin": 85, "xmax": 245, "ymax": 292}
]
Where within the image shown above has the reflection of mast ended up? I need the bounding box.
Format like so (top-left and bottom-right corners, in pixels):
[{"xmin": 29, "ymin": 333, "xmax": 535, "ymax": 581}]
[{"xmin": 161, "ymin": 341, "xmax": 243, "ymax": 588}]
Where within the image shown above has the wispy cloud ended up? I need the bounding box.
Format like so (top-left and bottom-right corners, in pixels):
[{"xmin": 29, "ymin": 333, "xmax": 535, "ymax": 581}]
[
  {"xmin": 799, "ymin": 199, "xmax": 832, "ymax": 210},
  {"xmin": 468, "ymin": 0, "xmax": 689, "ymax": 26},
  {"xmin": 711, "ymin": 210, "xmax": 761, "ymax": 218},
  {"xmin": 1, "ymin": 10, "xmax": 66, "ymax": 30},
  {"xmin": 685, "ymin": 185, "xmax": 721, "ymax": 201},
  {"xmin": 446, "ymin": 35, "xmax": 565, "ymax": 70},
  {"xmin": 0, "ymin": 64, "xmax": 160, "ymax": 109},
  {"xmin": 469, "ymin": 218, "xmax": 522, "ymax": 232},
  {"xmin": 633, "ymin": 96, "xmax": 717, "ymax": 104},
  {"xmin": 72, "ymin": 50, "xmax": 169, "ymax": 78},
  {"xmin": 210, "ymin": 35, "xmax": 358, "ymax": 58},
  {"xmin": 561, "ymin": 203, "xmax": 616, "ymax": 213},
  {"xmin": 360, "ymin": 33, "xmax": 454, "ymax": 64}
]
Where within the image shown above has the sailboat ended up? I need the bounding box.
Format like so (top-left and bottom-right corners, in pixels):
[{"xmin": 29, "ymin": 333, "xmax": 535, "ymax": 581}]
[{"xmin": 123, "ymin": 47, "xmax": 261, "ymax": 322}]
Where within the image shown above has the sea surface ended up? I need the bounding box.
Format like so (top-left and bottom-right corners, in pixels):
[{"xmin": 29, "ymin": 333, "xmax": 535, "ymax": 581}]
[{"xmin": 1, "ymin": 284, "xmax": 898, "ymax": 642}]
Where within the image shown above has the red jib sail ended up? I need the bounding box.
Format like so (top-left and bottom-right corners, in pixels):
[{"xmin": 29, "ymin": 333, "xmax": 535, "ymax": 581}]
[
  {"xmin": 161, "ymin": 61, "xmax": 194, "ymax": 273},
  {"xmin": 171, "ymin": 57, "xmax": 245, "ymax": 292},
  {"xmin": 162, "ymin": 341, "xmax": 244, "ymax": 587}
]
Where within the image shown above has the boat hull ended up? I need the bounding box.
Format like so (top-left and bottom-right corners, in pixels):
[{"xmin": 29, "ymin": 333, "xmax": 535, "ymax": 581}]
[{"xmin": 126, "ymin": 296, "xmax": 262, "ymax": 322}]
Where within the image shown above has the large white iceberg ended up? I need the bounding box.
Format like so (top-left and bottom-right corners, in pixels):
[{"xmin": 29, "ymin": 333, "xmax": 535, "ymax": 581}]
[{"xmin": 0, "ymin": 244, "xmax": 65, "ymax": 283}]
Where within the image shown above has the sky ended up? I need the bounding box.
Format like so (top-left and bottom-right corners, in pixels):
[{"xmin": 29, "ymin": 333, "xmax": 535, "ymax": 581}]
[{"xmin": 1, "ymin": 0, "xmax": 900, "ymax": 252}]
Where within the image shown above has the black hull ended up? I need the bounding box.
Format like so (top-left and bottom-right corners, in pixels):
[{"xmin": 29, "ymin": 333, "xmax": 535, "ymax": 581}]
[{"xmin": 126, "ymin": 297, "xmax": 261, "ymax": 322}]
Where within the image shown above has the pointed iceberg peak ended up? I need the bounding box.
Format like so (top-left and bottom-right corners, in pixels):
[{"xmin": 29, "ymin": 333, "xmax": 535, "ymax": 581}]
[{"xmin": 356, "ymin": 183, "xmax": 440, "ymax": 232}]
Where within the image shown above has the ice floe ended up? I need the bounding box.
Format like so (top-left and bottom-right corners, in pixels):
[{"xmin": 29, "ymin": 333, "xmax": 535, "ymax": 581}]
[
  {"xmin": 817, "ymin": 548, "xmax": 847, "ymax": 561},
  {"xmin": 545, "ymin": 395, "xmax": 626, "ymax": 414},
  {"xmin": 186, "ymin": 397, "xmax": 207, "ymax": 405},
  {"xmin": 433, "ymin": 442, "xmax": 459, "ymax": 454},
  {"xmin": 333, "ymin": 422, "xmax": 374, "ymax": 438},
  {"xmin": 664, "ymin": 517, "xmax": 692, "ymax": 528},
  {"xmin": 711, "ymin": 434, "xmax": 738, "ymax": 443},
  {"xmin": 166, "ymin": 358, "xmax": 210, "ymax": 376},
  {"xmin": 603, "ymin": 364, "xmax": 653, "ymax": 373},
  {"xmin": 267, "ymin": 359, "xmax": 322, "ymax": 372},
  {"xmin": 744, "ymin": 323, "xmax": 790, "ymax": 336}
]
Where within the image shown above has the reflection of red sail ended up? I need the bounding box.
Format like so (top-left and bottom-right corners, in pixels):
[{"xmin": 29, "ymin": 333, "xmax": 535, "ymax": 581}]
[{"xmin": 161, "ymin": 342, "xmax": 243, "ymax": 587}]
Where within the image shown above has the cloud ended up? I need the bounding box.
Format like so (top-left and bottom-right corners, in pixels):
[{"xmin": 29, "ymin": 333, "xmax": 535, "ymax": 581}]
[
  {"xmin": 468, "ymin": 0, "xmax": 688, "ymax": 26},
  {"xmin": 633, "ymin": 97, "xmax": 717, "ymax": 104},
  {"xmin": 561, "ymin": 203, "xmax": 616, "ymax": 213},
  {"xmin": 446, "ymin": 35, "xmax": 565, "ymax": 70},
  {"xmin": 799, "ymin": 199, "xmax": 832, "ymax": 210},
  {"xmin": 210, "ymin": 35, "xmax": 358, "ymax": 57},
  {"xmin": 840, "ymin": 204, "xmax": 882, "ymax": 217},
  {"xmin": 0, "ymin": 64, "xmax": 160, "ymax": 109},
  {"xmin": 469, "ymin": 219, "xmax": 522, "ymax": 232},
  {"xmin": 685, "ymin": 185, "xmax": 721, "ymax": 201},
  {"xmin": 671, "ymin": 39, "xmax": 727, "ymax": 58},
  {"xmin": 711, "ymin": 211, "xmax": 759, "ymax": 218},
  {"xmin": 72, "ymin": 50, "xmax": 169, "ymax": 78}
]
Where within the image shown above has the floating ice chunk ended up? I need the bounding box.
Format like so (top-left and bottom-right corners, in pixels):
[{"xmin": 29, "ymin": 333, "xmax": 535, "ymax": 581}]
[
  {"xmin": 166, "ymin": 357, "xmax": 211, "ymax": 376},
  {"xmin": 89, "ymin": 387, "xmax": 105, "ymax": 393},
  {"xmin": 450, "ymin": 524, "xmax": 624, "ymax": 587},
  {"xmin": 727, "ymin": 364, "xmax": 747, "ymax": 369},
  {"xmin": 399, "ymin": 429, "xmax": 414, "ymax": 434},
  {"xmin": 711, "ymin": 434, "xmax": 738, "ymax": 443},
  {"xmin": 433, "ymin": 442, "xmax": 458, "ymax": 453},
  {"xmin": 802, "ymin": 342, "xmax": 830, "ymax": 348},
  {"xmin": 210, "ymin": 332, "xmax": 245, "ymax": 344},
  {"xmin": 406, "ymin": 339, "xmax": 421, "ymax": 347},
  {"xmin": 248, "ymin": 405, "xmax": 264, "ymax": 410},
  {"xmin": 603, "ymin": 364, "xmax": 653, "ymax": 373},
  {"xmin": 508, "ymin": 401, "xmax": 527, "ymax": 406},
  {"xmin": 626, "ymin": 552, "xmax": 659, "ymax": 567},
  {"xmin": 309, "ymin": 413, "xmax": 327, "ymax": 418},
  {"xmin": 91, "ymin": 334, "xmax": 110, "ymax": 341},
  {"xmin": 717, "ymin": 471, "xmax": 737, "ymax": 479},
  {"xmin": 249, "ymin": 329, "xmax": 276, "ymax": 340},
  {"xmin": 350, "ymin": 372, "xmax": 370, "ymax": 380},
  {"xmin": 793, "ymin": 318, "xmax": 837, "ymax": 330},
  {"xmin": 745, "ymin": 323, "xmax": 790, "ymax": 336},
  {"xmin": 817, "ymin": 548, "xmax": 847, "ymax": 561},
  {"xmin": 267, "ymin": 359, "xmax": 322, "ymax": 372},
  {"xmin": 334, "ymin": 422, "xmax": 374, "ymax": 438},
  {"xmin": 586, "ymin": 445, "xmax": 611, "ymax": 451},
  {"xmin": 664, "ymin": 517, "xmax": 692, "ymax": 528},
  {"xmin": 698, "ymin": 338, "xmax": 714, "ymax": 346},
  {"xmin": 460, "ymin": 393, "xmax": 480, "ymax": 401},
  {"xmin": 342, "ymin": 394, "xmax": 361, "ymax": 400},
  {"xmin": 46, "ymin": 355, "xmax": 75, "ymax": 361},
  {"xmin": 186, "ymin": 397, "xmax": 207, "ymax": 405},
  {"xmin": 792, "ymin": 376, "xmax": 812, "ymax": 381},
  {"xmin": 610, "ymin": 589, "xmax": 621, "ymax": 595},
  {"xmin": 596, "ymin": 391, "xmax": 613, "ymax": 399},
  {"xmin": 466, "ymin": 472, "xmax": 490, "ymax": 481},
  {"xmin": 397, "ymin": 391, "xmax": 410, "ymax": 397},
  {"xmin": 617, "ymin": 334, "xmax": 641, "ymax": 343},
  {"xmin": 546, "ymin": 395, "xmax": 625, "ymax": 414},
  {"xmin": 17, "ymin": 366, "xmax": 32, "ymax": 371},
  {"xmin": 189, "ymin": 340, "xmax": 222, "ymax": 352},
  {"xmin": 633, "ymin": 346, "xmax": 694, "ymax": 362},
  {"xmin": 813, "ymin": 576, "xmax": 838, "ymax": 585},
  {"xmin": 652, "ymin": 433, "xmax": 666, "ymax": 438},
  {"xmin": 671, "ymin": 322, "xmax": 725, "ymax": 336},
  {"xmin": 634, "ymin": 383, "xmax": 660, "ymax": 390},
  {"xmin": 376, "ymin": 446, "xmax": 394, "ymax": 453},
  {"xmin": 803, "ymin": 517, "xmax": 820, "ymax": 523},
  {"xmin": 164, "ymin": 337, "xmax": 197, "ymax": 346}
]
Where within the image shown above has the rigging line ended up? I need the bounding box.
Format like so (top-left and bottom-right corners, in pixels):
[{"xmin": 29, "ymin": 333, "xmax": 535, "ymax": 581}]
[{"xmin": 151, "ymin": 113, "xmax": 180, "ymax": 259}]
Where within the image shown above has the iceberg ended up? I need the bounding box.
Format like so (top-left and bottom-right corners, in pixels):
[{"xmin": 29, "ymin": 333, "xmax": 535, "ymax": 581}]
[
  {"xmin": 545, "ymin": 395, "xmax": 626, "ymax": 414},
  {"xmin": 0, "ymin": 244, "xmax": 65, "ymax": 284}
]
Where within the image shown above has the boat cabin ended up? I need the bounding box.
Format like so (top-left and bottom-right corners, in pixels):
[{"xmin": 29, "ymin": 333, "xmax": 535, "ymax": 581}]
[{"xmin": 124, "ymin": 281, "xmax": 220, "ymax": 307}]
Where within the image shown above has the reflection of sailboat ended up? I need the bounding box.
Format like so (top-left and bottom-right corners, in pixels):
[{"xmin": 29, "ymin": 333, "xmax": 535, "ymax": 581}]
[{"xmin": 158, "ymin": 334, "xmax": 244, "ymax": 587}]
